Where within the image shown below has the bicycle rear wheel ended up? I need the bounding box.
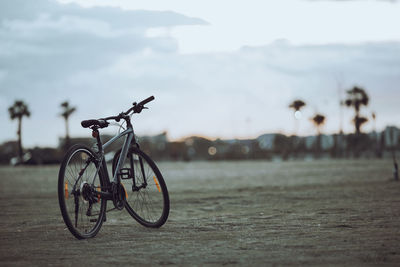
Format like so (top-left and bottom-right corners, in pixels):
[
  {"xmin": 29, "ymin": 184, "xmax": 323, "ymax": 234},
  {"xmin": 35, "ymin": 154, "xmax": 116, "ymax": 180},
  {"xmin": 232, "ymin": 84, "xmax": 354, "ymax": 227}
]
[
  {"xmin": 112, "ymin": 147, "xmax": 169, "ymax": 228},
  {"xmin": 58, "ymin": 144, "xmax": 106, "ymax": 239}
]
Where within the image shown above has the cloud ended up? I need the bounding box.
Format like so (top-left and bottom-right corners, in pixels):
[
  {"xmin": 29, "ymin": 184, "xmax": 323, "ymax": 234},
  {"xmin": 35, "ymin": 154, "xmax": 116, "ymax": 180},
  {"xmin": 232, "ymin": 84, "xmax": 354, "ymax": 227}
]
[
  {"xmin": 0, "ymin": 0, "xmax": 206, "ymax": 28},
  {"xmin": 62, "ymin": 40, "xmax": 400, "ymax": 140},
  {"xmin": 0, "ymin": 0, "xmax": 207, "ymax": 145},
  {"xmin": 306, "ymin": 0, "xmax": 397, "ymax": 2},
  {"xmin": 0, "ymin": 0, "xmax": 206, "ymax": 94},
  {"xmin": 1, "ymin": 0, "xmax": 399, "ymax": 147}
]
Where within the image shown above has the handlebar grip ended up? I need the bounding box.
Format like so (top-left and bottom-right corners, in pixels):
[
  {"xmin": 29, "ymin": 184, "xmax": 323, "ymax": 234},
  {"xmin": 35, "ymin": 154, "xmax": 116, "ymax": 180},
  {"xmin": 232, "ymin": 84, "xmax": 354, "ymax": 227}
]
[{"xmin": 138, "ymin": 96, "xmax": 155, "ymax": 106}]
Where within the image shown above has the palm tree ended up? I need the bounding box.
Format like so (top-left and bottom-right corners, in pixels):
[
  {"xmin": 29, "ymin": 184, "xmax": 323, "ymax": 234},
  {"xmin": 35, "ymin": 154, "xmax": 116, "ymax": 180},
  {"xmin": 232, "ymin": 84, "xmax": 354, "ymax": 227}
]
[
  {"xmin": 289, "ymin": 100, "xmax": 306, "ymax": 115},
  {"xmin": 312, "ymin": 114, "xmax": 326, "ymax": 135},
  {"xmin": 60, "ymin": 101, "xmax": 76, "ymax": 149},
  {"xmin": 289, "ymin": 99, "xmax": 306, "ymax": 135},
  {"xmin": 344, "ymin": 86, "xmax": 369, "ymax": 135},
  {"xmin": 311, "ymin": 114, "xmax": 326, "ymax": 158},
  {"xmin": 8, "ymin": 100, "xmax": 31, "ymax": 163},
  {"xmin": 371, "ymin": 112, "xmax": 376, "ymax": 133}
]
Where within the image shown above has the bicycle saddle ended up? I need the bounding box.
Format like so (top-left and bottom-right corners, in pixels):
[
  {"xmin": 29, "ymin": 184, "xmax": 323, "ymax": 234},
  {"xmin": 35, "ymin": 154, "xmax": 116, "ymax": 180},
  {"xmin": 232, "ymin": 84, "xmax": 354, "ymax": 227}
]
[{"xmin": 81, "ymin": 119, "xmax": 109, "ymax": 128}]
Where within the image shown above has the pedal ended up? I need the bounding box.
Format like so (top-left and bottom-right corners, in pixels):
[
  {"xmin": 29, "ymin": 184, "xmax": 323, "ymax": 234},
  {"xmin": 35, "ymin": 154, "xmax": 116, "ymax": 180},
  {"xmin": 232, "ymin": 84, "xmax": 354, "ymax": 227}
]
[{"xmin": 119, "ymin": 168, "xmax": 132, "ymax": 179}]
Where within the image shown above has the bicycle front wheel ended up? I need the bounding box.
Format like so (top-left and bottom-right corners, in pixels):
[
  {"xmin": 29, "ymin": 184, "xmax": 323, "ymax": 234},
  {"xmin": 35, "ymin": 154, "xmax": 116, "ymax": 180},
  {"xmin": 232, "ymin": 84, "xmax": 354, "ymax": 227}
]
[
  {"xmin": 112, "ymin": 147, "xmax": 169, "ymax": 228},
  {"xmin": 58, "ymin": 144, "xmax": 106, "ymax": 239}
]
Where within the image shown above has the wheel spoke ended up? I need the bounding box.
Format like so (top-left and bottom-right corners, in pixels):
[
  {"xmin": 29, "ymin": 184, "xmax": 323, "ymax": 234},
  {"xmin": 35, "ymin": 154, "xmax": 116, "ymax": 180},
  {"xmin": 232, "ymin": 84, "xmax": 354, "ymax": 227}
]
[
  {"xmin": 59, "ymin": 146, "xmax": 106, "ymax": 239},
  {"xmin": 114, "ymin": 148, "xmax": 169, "ymax": 227}
]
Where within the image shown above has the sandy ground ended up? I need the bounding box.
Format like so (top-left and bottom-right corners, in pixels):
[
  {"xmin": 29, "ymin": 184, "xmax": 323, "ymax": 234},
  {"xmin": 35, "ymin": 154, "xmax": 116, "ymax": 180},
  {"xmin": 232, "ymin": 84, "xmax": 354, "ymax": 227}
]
[{"xmin": 1, "ymin": 159, "xmax": 400, "ymax": 266}]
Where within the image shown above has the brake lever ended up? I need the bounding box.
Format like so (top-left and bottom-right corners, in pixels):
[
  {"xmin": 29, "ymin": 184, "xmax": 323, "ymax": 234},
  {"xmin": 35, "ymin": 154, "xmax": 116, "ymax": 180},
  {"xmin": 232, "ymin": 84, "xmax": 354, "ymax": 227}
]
[{"xmin": 133, "ymin": 104, "xmax": 144, "ymax": 113}]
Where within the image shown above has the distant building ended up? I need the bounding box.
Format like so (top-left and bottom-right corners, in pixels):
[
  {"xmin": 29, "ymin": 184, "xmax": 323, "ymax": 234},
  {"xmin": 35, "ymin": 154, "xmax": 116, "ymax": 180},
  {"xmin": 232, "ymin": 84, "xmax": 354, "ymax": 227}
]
[
  {"xmin": 58, "ymin": 137, "xmax": 93, "ymax": 149},
  {"xmin": 304, "ymin": 136, "xmax": 316, "ymax": 150},
  {"xmin": 2, "ymin": 126, "xmax": 400, "ymax": 164},
  {"xmin": 321, "ymin": 135, "xmax": 334, "ymax": 150},
  {"xmin": 139, "ymin": 132, "xmax": 168, "ymax": 150},
  {"xmin": 257, "ymin": 134, "xmax": 276, "ymax": 150},
  {"xmin": 384, "ymin": 126, "xmax": 399, "ymax": 147},
  {"xmin": 0, "ymin": 141, "xmax": 18, "ymax": 164}
]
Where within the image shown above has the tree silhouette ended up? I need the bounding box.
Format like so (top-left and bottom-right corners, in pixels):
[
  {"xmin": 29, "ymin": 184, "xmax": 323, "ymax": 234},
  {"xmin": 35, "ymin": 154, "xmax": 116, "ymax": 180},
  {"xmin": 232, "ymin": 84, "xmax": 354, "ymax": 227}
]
[
  {"xmin": 344, "ymin": 86, "xmax": 369, "ymax": 135},
  {"xmin": 8, "ymin": 100, "xmax": 31, "ymax": 163},
  {"xmin": 312, "ymin": 114, "xmax": 326, "ymax": 135},
  {"xmin": 371, "ymin": 112, "xmax": 376, "ymax": 132},
  {"xmin": 311, "ymin": 114, "xmax": 326, "ymax": 158},
  {"xmin": 60, "ymin": 101, "xmax": 76, "ymax": 149},
  {"xmin": 289, "ymin": 100, "xmax": 306, "ymax": 114},
  {"xmin": 289, "ymin": 100, "xmax": 306, "ymax": 135}
]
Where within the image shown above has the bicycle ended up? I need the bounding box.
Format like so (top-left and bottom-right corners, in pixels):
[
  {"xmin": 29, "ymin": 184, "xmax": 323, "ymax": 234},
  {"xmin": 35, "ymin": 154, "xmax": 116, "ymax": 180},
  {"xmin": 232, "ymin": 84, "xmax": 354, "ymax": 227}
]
[{"xmin": 58, "ymin": 96, "xmax": 170, "ymax": 239}]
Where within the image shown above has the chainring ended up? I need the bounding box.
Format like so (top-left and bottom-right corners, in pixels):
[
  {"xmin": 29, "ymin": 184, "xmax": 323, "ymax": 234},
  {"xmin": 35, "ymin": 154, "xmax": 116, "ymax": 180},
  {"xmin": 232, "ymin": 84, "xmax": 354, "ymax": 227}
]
[{"xmin": 111, "ymin": 182, "xmax": 126, "ymax": 210}]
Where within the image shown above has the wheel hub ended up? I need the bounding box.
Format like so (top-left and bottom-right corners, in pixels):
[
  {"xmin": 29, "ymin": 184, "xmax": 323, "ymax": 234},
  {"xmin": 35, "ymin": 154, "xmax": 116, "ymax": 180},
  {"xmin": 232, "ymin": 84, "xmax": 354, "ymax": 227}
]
[{"xmin": 80, "ymin": 182, "xmax": 95, "ymax": 203}]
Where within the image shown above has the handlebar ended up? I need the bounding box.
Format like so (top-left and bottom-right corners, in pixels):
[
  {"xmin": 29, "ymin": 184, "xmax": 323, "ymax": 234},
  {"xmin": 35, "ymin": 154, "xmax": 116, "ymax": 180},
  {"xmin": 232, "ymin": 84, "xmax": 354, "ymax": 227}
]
[
  {"xmin": 138, "ymin": 96, "xmax": 155, "ymax": 106},
  {"xmin": 81, "ymin": 96, "xmax": 155, "ymax": 129},
  {"xmin": 125, "ymin": 95, "xmax": 155, "ymax": 118},
  {"xmin": 124, "ymin": 95, "xmax": 155, "ymax": 116},
  {"xmin": 106, "ymin": 95, "xmax": 155, "ymax": 120}
]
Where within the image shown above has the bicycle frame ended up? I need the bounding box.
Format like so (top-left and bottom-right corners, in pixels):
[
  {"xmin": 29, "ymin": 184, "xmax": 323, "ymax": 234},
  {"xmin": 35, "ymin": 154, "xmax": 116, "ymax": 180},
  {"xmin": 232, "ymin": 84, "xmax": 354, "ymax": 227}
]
[{"xmin": 93, "ymin": 124, "xmax": 136, "ymax": 193}]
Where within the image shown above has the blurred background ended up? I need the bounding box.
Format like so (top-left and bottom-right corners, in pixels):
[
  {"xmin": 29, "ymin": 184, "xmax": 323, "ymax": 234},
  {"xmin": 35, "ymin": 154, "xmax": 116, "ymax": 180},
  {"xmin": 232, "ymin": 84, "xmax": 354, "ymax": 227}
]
[{"xmin": 1, "ymin": 0, "xmax": 399, "ymax": 164}]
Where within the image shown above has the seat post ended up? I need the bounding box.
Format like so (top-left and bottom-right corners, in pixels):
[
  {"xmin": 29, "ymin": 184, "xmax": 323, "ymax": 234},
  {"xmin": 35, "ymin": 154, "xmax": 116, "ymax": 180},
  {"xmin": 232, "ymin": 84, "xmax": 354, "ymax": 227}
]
[{"xmin": 92, "ymin": 127, "xmax": 103, "ymax": 153}]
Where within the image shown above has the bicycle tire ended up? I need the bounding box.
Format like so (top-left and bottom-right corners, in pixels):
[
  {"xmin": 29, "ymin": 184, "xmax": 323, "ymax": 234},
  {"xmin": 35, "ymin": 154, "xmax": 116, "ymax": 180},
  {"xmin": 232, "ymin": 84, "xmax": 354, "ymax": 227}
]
[
  {"xmin": 58, "ymin": 144, "xmax": 107, "ymax": 239},
  {"xmin": 112, "ymin": 147, "xmax": 169, "ymax": 228}
]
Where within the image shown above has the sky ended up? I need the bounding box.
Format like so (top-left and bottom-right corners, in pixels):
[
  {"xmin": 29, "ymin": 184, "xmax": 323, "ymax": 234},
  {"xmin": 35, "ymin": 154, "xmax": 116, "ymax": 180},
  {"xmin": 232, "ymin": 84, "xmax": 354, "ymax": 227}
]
[{"xmin": 1, "ymin": 0, "xmax": 400, "ymax": 147}]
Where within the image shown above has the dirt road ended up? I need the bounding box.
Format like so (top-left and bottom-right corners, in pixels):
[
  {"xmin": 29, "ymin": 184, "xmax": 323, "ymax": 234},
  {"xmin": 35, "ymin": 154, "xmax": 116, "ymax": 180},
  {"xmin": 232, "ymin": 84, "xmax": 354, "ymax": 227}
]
[{"xmin": 1, "ymin": 159, "xmax": 400, "ymax": 266}]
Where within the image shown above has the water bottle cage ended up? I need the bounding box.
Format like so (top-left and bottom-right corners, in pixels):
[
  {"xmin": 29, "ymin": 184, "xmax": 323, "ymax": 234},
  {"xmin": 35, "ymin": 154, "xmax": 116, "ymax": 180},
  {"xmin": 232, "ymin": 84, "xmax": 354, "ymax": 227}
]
[{"xmin": 119, "ymin": 168, "xmax": 133, "ymax": 179}]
